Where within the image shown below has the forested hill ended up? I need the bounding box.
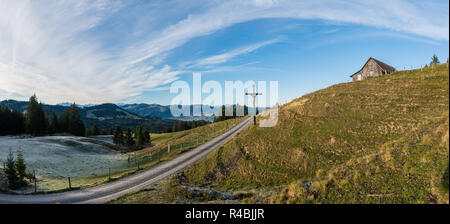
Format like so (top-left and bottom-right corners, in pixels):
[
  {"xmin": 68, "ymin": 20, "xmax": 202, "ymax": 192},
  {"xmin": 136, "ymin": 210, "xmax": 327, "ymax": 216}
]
[{"xmin": 0, "ymin": 100, "xmax": 175, "ymax": 133}]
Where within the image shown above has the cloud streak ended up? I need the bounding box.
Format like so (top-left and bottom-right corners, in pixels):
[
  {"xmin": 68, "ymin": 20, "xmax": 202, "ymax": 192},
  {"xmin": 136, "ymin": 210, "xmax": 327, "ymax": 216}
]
[{"xmin": 0, "ymin": 0, "xmax": 447, "ymax": 104}]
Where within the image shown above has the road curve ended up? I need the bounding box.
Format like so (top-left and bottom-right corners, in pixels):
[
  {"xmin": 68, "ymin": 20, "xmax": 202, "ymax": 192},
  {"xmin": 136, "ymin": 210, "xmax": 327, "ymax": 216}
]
[{"xmin": 0, "ymin": 117, "xmax": 252, "ymax": 204}]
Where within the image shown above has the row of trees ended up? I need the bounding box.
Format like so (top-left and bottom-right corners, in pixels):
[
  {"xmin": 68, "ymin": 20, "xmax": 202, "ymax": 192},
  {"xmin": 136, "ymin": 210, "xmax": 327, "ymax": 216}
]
[
  {"xmin": 163, "ymin": 105, "xmax": 249, "ymax": 133},
  {"xmin": 51, "ymin": 103, "xmax": 86, "ymax": 136},
  {"xmin": 85, "ymin": 124, "xmax": 113, "ymax": 136},
  {"xmin": 0, "ymin": 95, "xmax": 86, "ymax": 136},
  {"xmin": 0, "ymin": 106, "xmax": 25, "ymax": 135},
  {"xmin": 113, "ymin": 125, "xmax": 151, "ymax": 147},
  {"xmin": 169, "ymin": 119, "xmax": 208, "ymax": 133},
  {"xmin": 214, "ymin": 104, "xmax": 249, "ymax": 122}
]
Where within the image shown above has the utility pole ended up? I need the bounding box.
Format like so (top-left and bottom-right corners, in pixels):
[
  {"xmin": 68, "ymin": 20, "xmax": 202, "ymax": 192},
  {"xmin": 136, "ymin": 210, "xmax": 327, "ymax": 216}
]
[{"xmin": 245, "ymin": 84, "xmax": 262, "ymax": 125}]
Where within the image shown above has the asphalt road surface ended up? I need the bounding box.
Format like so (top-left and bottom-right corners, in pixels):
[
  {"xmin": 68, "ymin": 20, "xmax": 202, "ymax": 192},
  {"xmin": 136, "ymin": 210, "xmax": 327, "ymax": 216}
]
[{"xmin": 0, "ymin": 117, "xmax": 251, "ymax": 204}]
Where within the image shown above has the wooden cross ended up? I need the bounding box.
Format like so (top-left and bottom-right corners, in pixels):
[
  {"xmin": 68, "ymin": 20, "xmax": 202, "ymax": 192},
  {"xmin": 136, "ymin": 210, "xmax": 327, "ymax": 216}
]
[{"xmin": 245, "ymin": 85, "xmax": 262, "ymax": 125}]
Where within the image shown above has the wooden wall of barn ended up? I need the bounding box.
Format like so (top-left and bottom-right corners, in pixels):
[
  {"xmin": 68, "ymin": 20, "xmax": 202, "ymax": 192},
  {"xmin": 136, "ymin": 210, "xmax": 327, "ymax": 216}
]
[{"xmin": 352, "ymin": 59, "xmax": 384, "ymax": 81}]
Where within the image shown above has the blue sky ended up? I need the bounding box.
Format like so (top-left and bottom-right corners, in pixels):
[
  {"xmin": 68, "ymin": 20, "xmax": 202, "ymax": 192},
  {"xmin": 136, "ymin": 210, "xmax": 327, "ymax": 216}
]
[{"xmin": 0, "ymin": 0, "xmax": 448, "ymax": 105}]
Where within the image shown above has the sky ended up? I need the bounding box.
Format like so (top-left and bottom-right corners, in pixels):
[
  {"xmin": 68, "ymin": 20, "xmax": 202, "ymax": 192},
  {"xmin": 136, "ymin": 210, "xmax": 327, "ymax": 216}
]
[{"xmin": 0, "ymin": 0, "xmax": 448, "ymax": 106}]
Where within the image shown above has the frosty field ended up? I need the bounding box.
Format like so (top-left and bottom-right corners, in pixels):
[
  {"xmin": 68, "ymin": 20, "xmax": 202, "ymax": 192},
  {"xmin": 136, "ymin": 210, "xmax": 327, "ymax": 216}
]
[{"xmin": 0, "ymin": 136, "xmax": 131, "ymax": 191}]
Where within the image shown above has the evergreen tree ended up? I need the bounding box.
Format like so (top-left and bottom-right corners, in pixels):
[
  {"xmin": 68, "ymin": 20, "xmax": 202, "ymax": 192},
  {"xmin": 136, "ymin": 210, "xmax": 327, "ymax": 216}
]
[
  {"xmin": 58, "ymin": 109, "xmax": 70, "ymax": 133},
  {"xmin": 91, "ymin": 124, "xmax": 100, "ymax": 136},
  {"xmin": 135, "ymin": 126, "xmax": 144, "ymax": 146},
  {"xmin": 172, "ymin": 122, "xmax": 177, "ymax": 132},
  {"xmin": 25, "ymin": 94, "xmax": 47, "ymax": 136},
  {"xmin": 15, "ymin": 149, "xmax": 27, "ymax": 181},
  {"xmin": 244, "ymin": 105, "xmax": 249, "ymax": 116},
  {"xmin": 5, "ymin": 150, "xmax": 19, "ymax": 189},
  {"xmin": 143, "ymin": 130, "xmax": 150, "ymax": 144},
  {"xmin": 49, "ymin": 111, "xmax": 58, "ymax": 134},
  {"xmin": 125, "ymin": 128, "xmax": 135, "ymax": 146},
  {"xmin": 176, "ymin": 121, "xmax": 182, "ymax": 131},
  {"xmin": 67, "ymin": 103, "xmax": 85, "ymax": 136},
  {"xmin": 42, "ymin": 104, "xmax": 49, "ymax": 134},
  {"xmin": 163, "ymin": 126, "xmax": 172, "ymax": 133},
  {"xmin": 113, "ymin": 126, "xmax": 124, "ymax": 145},
  {"xmin": 430, "ymin": 54, "xmax": 440, "ymax": 66},
  {"xmin": 191, "ymin": 120, "xmax": 197, "ymax": 129}
]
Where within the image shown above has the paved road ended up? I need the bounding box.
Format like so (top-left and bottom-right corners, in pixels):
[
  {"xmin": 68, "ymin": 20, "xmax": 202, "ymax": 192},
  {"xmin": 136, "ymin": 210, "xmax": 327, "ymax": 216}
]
[{"xmin": 0, "ymin": 117, "xmax": 251, "ymax": 204}]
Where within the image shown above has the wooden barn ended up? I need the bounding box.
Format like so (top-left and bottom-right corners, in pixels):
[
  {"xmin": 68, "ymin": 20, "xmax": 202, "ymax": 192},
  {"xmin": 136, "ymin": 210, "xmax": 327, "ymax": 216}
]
[{"xmin": 350, "ymin": 57, "xmax": 396, "ymax": 81}]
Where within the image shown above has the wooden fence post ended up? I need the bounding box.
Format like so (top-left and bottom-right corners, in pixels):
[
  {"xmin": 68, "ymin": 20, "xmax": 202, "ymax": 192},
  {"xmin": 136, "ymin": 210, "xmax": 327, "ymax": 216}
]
[
  {"xmin": 168, "ymin": 144, "xmax": 170, "ymax": 153},
  {"xmin": 68, "ymin": 177, "xmax": 71, "ymax": 190},
  {"xmin": 34, "ymin": 170, "xmax": 37, "ymax": 193},
  {"xmin": 109, "ymin": 168, "xmax": 111, "ymax": 180}
]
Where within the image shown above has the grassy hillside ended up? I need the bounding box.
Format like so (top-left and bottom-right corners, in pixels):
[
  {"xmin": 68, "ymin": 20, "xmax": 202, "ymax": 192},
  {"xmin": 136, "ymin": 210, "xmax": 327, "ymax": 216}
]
[{"xmin": 115, "ymin": 63, "xmax": 449, "ymax": 204}]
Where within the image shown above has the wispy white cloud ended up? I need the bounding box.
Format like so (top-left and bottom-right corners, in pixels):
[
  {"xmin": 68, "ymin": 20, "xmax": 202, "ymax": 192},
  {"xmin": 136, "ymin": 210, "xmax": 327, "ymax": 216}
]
[
  {"xmin": 180, "ymin": 38, "xmax": 281, "ymax": 69},
  {"xmin": 0, "ymin": 0, "xmax": 447, "ymax": 104}
]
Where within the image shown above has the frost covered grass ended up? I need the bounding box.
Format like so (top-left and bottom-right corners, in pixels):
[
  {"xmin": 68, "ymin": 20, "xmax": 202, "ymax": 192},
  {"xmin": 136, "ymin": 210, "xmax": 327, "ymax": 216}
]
[{"xmin": 0, "ymin": 135, "xmax": 131, "ymax": 192}]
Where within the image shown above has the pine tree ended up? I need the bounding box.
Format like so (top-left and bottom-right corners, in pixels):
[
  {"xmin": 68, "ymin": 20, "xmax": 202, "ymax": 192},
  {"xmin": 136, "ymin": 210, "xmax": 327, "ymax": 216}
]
[
  {"xmin": 58, "ymin": 109, "xmax": 70, "ymax": 133},
  {"xmin": 15, "ymin": 149, "xmax": 27, "ymax": 182},
  {"xmin": 91, "ymin": 124, "xmax": 100, "ymax": 136},
  {"xmin": 244, "ymin": 105, "xmax": 249, "ymax": 116},
  {"xmin": 5, "ymin": 150, "xmax": 19, "ymax": 189},
  {"xmin": 172, "ymin": 122, "xmax": 177, "ymax": 132},
  {"xmin": 143, "ymin": 130, "xmax": 150, "ymax": 144},
  {"xmin": 125, "ymin": 128, "xmax": 135, "ymax": 146},
  {"xmin": 113, "ymin": 126, "xmax": 124, "ymax": 145},
  {"xmin": 430, "ymin": 54, "xmax": 440, "ymax": 66},
  {"xmin": 25, "ymin": 94, "xmax": 47, "ymax": 136},
  {"xmin": 176, "ymin": 121, "xmax": 182, "ymax": 131},
  {"xmin": 163, "ymin": 126, "xmax": 172, "ymax": 133},
  {"xmin": 68, "ymin": 103, "xmax": 85, "ymax": 136},
  {"xmin": 49, "ymin": 111, "xmax": 58, "ymax": 134},
  {"xmin": 135, "ymin": 126, "xmax": 144, "ymax": 146}
]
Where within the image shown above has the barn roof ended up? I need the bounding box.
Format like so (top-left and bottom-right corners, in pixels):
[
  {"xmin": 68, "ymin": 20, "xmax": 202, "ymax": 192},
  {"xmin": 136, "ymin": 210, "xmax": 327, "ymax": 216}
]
[{"xmin": 350, "ymin": 57, "xmax": 396, "ymax": 77}]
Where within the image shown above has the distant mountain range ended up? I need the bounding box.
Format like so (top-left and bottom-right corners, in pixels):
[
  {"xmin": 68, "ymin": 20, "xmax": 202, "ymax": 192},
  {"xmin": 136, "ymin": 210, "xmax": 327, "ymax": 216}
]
[
  {"xmin": 0, "ymin": 100, "xmax": 174, "ymax": 132},
  {"xmin": 119, "ymin": 103, "xmax": 173, "ymax": 119},
  {"xmin": 56, "ymin": 102, "xmax": 96, "ymax": 108}
]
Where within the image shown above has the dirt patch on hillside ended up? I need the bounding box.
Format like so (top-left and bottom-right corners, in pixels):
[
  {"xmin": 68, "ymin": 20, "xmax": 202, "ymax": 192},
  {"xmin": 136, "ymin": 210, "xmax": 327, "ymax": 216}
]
[{"xmin": 205, "ymin": 152, "xmax": 242, "ymax": 182}]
